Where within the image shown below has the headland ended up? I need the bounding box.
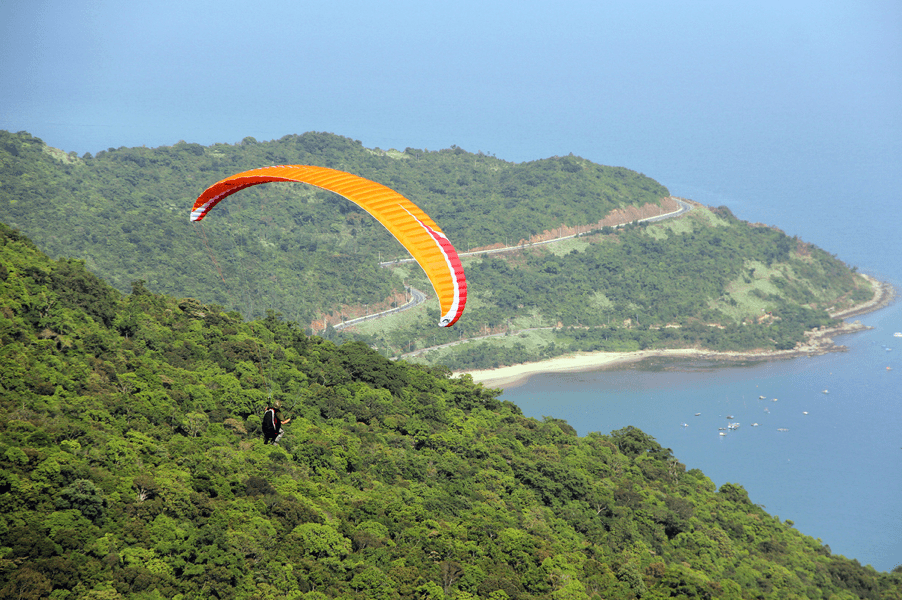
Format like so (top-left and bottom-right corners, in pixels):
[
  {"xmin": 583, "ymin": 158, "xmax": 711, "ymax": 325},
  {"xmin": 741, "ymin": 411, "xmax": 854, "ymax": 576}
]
[{"xmin": 458, "ymin": 274, "xmax": 895, "ymax": 389}]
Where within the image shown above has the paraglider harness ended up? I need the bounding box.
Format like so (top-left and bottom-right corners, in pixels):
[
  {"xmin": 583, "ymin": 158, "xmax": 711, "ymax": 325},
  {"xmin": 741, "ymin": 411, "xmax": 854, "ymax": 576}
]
[{"xmin": 262, "ymin": 407, "xmax": 286, "ymax": 445}]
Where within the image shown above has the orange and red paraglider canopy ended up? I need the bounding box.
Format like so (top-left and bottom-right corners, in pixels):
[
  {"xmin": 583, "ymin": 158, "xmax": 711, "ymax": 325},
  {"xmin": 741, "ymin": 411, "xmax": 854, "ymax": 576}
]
[{"xmin": 191, "ymin": 165, "xmax": 466, "ymax": 327}]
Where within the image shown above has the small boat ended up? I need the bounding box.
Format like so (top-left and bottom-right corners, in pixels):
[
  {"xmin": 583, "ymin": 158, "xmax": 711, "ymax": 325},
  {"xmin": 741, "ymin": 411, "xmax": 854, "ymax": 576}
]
[
  {"xmin": 752, "ymin": 423, "xmax": 759, "ymax": 427},
  {"xmin": 772, "ymin": 398, "xmax": 778, "ymax": 402},
  {"xmin": 681, "ymin": 423, "xmax": 688, "ymax": 427},
  {"xmin": 726, "ymin": 415, "xmax": 734, "ymax": 419},
  {"xmin": 719, "ymin": 432, "xmax": 726, "ymax": 436},
  {"xmin": 695, "ymin": 412, "xmax": 701, "ymax": 416},
  {"xmin": 803, "ymin": 411, "xmax": 808, "ymax": 415},
  {"xmin": 728, "ymin": 422, "xmax": 740, "ymax": 430},
  {"xmin": 822, "ymin": 390, "xmax": 829, "ymax": 394},
  {"xmin": 759, "ymin": 395, "xmax": 766, "ymax": 399},
  {"xmin": 777, "ymin": 428, "xmax": 789, "ymax": 432},
  {"xmin": 893, "ymin": 332, "xmax": 902, "ymax": 337}
]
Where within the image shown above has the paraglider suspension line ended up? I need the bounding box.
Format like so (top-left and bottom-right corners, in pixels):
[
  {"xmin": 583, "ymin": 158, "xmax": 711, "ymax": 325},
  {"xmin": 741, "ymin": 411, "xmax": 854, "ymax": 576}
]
[
  {"xmin": 193, "ymin": 222, "xmax": 228, "ymax": 284},
  {"xmin": 193, "ymin": 220, "xmax": 273, "ymax": 404}
]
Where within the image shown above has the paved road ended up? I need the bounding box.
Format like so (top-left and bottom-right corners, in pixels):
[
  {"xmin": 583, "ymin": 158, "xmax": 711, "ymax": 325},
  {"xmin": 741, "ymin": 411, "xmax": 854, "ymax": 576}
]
[
  {"xmin": 642, "ymin": 197, "xmax": 692, "ymax": 223},
  {"xmin": 377, "ymin": 197, "xmax": 692, "ymax": 267},
  {"xmin": 333, "ymin": 286, "xmax": 426, "ymax": 331},
  {"xmin": 341, "ymin": 197, "xmax": 693, "ymax": 330}
]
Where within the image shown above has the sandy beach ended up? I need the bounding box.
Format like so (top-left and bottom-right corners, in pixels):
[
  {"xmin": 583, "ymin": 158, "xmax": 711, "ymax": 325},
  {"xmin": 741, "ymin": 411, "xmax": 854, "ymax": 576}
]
[{"xmin": 457, "ymin": 275, "xmax": 895, "ymax": 389}]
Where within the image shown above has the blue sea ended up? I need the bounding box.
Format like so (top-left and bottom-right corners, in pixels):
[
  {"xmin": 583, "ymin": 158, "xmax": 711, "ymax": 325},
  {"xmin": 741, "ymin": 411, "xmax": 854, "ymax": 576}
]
[{"xmin": 500, "ymin": 148, "xmax": 902, "ymax": 572}]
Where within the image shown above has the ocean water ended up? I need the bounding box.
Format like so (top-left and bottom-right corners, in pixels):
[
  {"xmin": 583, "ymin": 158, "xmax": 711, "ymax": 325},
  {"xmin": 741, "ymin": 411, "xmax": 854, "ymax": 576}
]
[
  {"xmin": 500, "ymin": 165, "xmax": 902, "ymax": 571},
  {"xmin": 502, "ymin": 304, "xmax": 901, "ymax": 572},
  {"xmin": 496, "ymin": 65, "xmax": 902, "ymax": 570}
]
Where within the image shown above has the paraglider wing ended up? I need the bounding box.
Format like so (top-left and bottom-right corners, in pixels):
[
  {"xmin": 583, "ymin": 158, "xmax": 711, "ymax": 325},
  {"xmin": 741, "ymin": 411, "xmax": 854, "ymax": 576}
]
[{"xmin": 191, "ymin": 165, "xmax": 466, "ymax": 327}]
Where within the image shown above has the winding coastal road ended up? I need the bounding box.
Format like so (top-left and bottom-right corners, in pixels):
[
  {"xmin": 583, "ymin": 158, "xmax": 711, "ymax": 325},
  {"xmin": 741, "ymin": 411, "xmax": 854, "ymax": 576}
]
[
  {"xmin": 335, "ymin": 197, "xmax": 692, "ymax": 331},
  {"xmin": 333, "ymin": 286, "xmax": 426, "ymax": 331},
  {"xmin": 377, "ymin": 197, "xmax": 692, "ymax": 267}
]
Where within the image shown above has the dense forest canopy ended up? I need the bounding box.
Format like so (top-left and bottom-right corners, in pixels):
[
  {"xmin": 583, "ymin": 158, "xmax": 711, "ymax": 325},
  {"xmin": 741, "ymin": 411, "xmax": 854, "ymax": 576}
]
[
  {"xmin": 0, "ymin": 130, "xmax": 666, "ymax": 328},
  {"xmin": 1, "ymin": 224, "xmax": 899, "ymax": 599},
  {"xmin": 0, "ymin": 130, "xmax": 874, "ymax": 370},
  {"xmin": 369, "ymin": 206, "xmax": 873, "ymax": 369}
]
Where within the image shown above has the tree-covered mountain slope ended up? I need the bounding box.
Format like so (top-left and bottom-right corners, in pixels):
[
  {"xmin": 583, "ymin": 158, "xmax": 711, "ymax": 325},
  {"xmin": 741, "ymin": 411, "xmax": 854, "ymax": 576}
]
[
  {"xmin": 363, "ymin": 203, "xmax": 875, "ymax": 368},
  {"xmin": 0, "ymin": 130, "xmax": 667, "ymax": 329},
  {"xmin": 2, "ymin": 224, "xmax": 899, "ymax": 599},
  {"xmin": 0, "ymin": 130, "xmax": 874, "ymax": 371}
]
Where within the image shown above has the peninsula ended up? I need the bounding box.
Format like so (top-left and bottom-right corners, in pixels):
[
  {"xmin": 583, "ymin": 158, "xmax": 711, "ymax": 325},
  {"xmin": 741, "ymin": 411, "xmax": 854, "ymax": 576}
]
[{"xmin": 460, "ymin": 274, "xmax": 894, "ymax": 388}]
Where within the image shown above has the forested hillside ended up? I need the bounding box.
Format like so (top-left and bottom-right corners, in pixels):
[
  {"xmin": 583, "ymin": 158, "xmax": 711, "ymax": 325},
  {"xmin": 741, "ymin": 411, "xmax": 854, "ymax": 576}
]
[
  {"xmin": 0, "ymin": 129, "xmax": 875, "ymax": 370},
  {"xmin": 0, "ymin": 130, "xmax": 666, "ymax": 328},
  {"xmin": 2, "ymin": 224, "xmax": 899, "ymax": 599},
  {"xmin": 373, "ymin": 205, "xmax": 874, "ymax": 368}
]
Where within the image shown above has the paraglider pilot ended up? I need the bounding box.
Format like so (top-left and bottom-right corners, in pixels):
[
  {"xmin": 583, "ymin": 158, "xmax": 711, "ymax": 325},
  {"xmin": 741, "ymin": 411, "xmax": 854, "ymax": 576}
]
[{"xmin": 262, "ymin": 404, "xmax": 291, "ymax": 445}]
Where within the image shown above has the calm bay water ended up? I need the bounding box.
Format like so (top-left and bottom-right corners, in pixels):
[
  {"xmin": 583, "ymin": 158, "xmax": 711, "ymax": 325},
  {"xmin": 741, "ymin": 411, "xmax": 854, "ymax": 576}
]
[
  {"xmin": 498, "ymin": 79, "xmax": 902, "ymax": 570},
  {"xmin": 500, "ymin": 206, "xmax": 902, "ymax": 572}
]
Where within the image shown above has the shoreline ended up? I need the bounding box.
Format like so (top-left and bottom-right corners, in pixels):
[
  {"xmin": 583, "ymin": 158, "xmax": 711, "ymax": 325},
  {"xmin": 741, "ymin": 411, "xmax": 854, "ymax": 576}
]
[{"xmin": 456, "ymin": 274, "xmax": 896, "ymax": 389}]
